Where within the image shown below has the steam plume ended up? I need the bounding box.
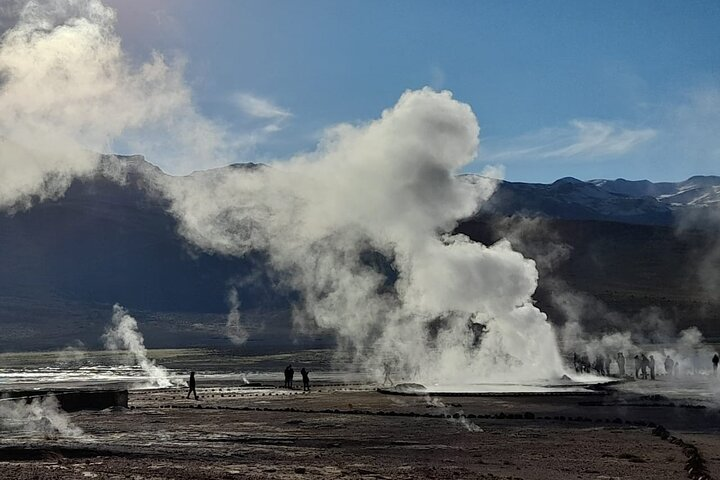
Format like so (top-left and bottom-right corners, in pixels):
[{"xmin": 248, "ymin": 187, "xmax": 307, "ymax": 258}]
[
  {"xmin": 0, "ymin": 395, "xmax": 83, "ymax": 438},
  {"xmin": 103, "ymin": 304, "xmax": 173, "ymax": 388},
  {"xmin": 162, "ymin": 88, "xmax": 565, "ymax": 384},
  {"xmin": 226, "ymin": 288, "xmax": 249, "ymax": 345},
  {"xmin": 1, "ymin": 1, "xmax": 569, "ymax": 385},
  {"xmin": 0, "ymin": 0, "xmax": 231, "ymax": 211}
]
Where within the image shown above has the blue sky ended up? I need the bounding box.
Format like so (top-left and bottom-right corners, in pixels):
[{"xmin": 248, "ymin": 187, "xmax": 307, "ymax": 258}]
[{"xmin": 107, "ymin": 0, "xmax": 720, "ymax": 183}]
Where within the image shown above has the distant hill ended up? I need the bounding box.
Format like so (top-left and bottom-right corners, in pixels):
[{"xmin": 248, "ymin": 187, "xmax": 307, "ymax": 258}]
[
  {"xmin": 0, "ymin": 157, "xmax": 718, "ymax": 350},
  {"xmin": 590, "ymin": 176, "xmax": 720, "ymax": 207},
  {"xmin": 472, "ymin": 176, "xmax": 675, "ymax": 226}
]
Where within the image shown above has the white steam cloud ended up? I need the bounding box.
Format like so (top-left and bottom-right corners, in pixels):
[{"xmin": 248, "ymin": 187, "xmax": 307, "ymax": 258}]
[
  {"xmin": 162, "ymin": 88, "xmax": 566, "ymax": 384},
  {"xmin": 1, "ymin": 1, "xmax": 569, "ymax": 386},
  {"xmin": 0, "ymin": 395, "xmax": 83, "ymax": 438},
  {"xmin": 103, "ymin": 304, "xmax": 173, "ymax": 388},
  {"xmin": 226, "ymin": 288, "xmax": 249, "ymax": 346},
  {"xmin": 0, "ymin": 0, "xmax": 232, "ymax": 211}
]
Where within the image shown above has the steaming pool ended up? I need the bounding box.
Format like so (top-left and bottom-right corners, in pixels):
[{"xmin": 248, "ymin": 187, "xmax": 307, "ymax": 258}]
[
  {"xmin": 379, "ymin": 375, "xmax": 617, "ymax": 396},
  {"xmin": 2, "ymin": 349, "xmax": 716, "ymax": 402}
]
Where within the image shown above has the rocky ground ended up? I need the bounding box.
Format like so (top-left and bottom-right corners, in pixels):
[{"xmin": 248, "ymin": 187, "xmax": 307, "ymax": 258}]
[{"xmin": 1, "ymin": 380, "xmax": 719, "ymax": 479}]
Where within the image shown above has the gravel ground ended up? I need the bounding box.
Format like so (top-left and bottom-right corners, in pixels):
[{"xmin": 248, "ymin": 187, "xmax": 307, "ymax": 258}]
[{"xmin": 1, "ymin": 382, "xmax": 718, "ymax": 479}]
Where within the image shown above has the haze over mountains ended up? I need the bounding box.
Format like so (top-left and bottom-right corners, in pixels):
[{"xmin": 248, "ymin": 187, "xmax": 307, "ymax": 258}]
[{"xmin": 1, "ymin": 155, "xmax": 719, "ymax": 351}]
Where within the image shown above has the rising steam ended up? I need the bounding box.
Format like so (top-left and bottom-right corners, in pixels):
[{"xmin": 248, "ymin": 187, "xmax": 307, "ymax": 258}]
[
  {"xmin": 226, "ymin": 288, "xmax": 249, "ymax": 346},
  {"xmin": 1, "ymin": 1, "xmax": 568, "ymax": 385},
  {"xmin": 0, "ymin": 0, "xmax": 232, "ymax": 211},
  {"xmin": 0, "ymin": 395, "xmax": 83, "ymax": 438},
  {"xmin": 162, "ymin": 88, "xmax": 566, "ymax": 384},
  {"xmin": 103, "ymin": 304, "xmax": 174, "ymax": 388}
]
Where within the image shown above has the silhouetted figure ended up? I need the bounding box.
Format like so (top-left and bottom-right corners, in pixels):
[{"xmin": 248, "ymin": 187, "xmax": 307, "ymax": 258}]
[
  {"xmin": 580, "ymin": 354, "xmax": 590, "ymax": 373},
  {"xmin": 573, "ymin": 352, "xmax": 579, "ymax": 373},
  {"xmin": 594, "ymin": 356, "xmax": 605, "ymax": 375},
  {"xmin": 713, "ymin": 353, "xmax": 719, "ymax": 376},
  {"xmin": 382, "ymin": 361, "xmax": 394, "ymax": 386},
  {"xmin": 604, "ymin": 356, "xmax": 612, "ymax": 376},
  {"xmin": 284, "ymin": 365, "xmax": 290, "ymax": 388},
  {"xmin": 301, "ymin": 368, "xmax": 310, "ymax": 391},
  {"xmin": 186, "ymin": 371, "xmax": 198, "ymax": 400},
  {"xmin": 617, "ymin": 353, "xmax": 625, "ymax": 377},
  {"xmin": 289, "ymin": 365, "xmax": 295, "ymax": 389},
  {"xmin": 649, "ymin": 355, "xmax": 656, "ymax": 380},
  {"xmin": 640, "ymin": 354, "xmax": 649, "ymax": 379},
  {"xmin": 664, "ymin": 356, "xmax": 674, "ymax": 376},
  {"xmin": 634, "ymin": 355, "xmax": 640, "ymax": 378},
  {"xmin": 284, "ymin": 364, "xmax": 293, "ymax": 388}
]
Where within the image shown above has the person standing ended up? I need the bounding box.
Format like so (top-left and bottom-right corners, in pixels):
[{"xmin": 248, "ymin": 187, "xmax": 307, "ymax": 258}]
[
  {"xmin": 664, "ymin": 356, "xmax": 675, "ymax": 377},
  {"xmin": 573, "ymin": 352, "xmax": 579, "ymax": 373},
  {"xmin": 617, "ymin": 352, "xmax": 625, "ymax": 377},
  {"xmin": 186, "ymin": 371, "xmax": 198, "ymax": 400},
  {"xmin": 649, "ymin": 355, "xmax": 656, "ymax": 380},
  {"xmin": 288, "ymin": 365, "xmax": 295, "ymax": 389},
  {"xmin": 640, "ymin": 354, "xmax": 649, "ymax": 380},
  {"xmin": 634, "ymin": 355, "xmax": 640, "ymax": 379},
  {"xmin": 284, "ymin": 365, "xmax": 291, "ymax": 388},
  {"xmin": 712, "ymin": 353, "xmax": 719, "ymax": 376},
  {"xmin": 301, "ymin": 367, "xmax": 310, "ymax": 391}
]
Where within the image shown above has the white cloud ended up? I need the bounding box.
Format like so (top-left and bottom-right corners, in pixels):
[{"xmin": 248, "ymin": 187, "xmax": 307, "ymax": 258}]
[
  {"xmin": 233, "ymin": 92, "xmax": 291, "ymax": 120},
  {"xmin": 486, "ymin": 119, "xmax": 657, "ymax": 162}
]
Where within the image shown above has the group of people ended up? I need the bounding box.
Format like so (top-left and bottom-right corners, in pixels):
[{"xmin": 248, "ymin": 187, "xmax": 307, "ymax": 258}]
[
  {"xmin": 184, "ymin": 365, "xmax": 314, "ymax": 400},
  {"xmin": 284, "ymin": 364, "xmax": 311, "ymax": 391},
  {"xmin": 573, "ymin": 351, "xmax": 720, "ymax": 379}
]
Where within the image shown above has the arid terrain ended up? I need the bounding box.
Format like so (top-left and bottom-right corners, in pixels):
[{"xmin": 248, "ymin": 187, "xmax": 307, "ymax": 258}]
[{"xmin": 2, "ymin": 375, "xmax": 719, "ymax": 480}]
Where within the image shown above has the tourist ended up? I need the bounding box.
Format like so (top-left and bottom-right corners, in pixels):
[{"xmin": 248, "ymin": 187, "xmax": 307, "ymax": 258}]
[
  {"xmin": 712, "ymin": 353, "xmax": 719, "ymax": 376},
  {"xmin": 664, "ymin": 356, "xmax": 674, "ymax": 377},
  {"xmin": 649, "ymin": 355, "xmax": 655, "ymax": 380},
  {"xmin": 617, "ymin": 352, "xmax": 625, "ymax": 377},
  {"xmin": 186, "ymin": 371, "xmax": 198, "ymax": 400},
  {"xmin": 382, "ymin": 360, "xmax": 394, "ymax": 386},
  {"xmin": 634, "ymin": 355, "xmax": 640, "ymax": 379},
  {"xmin": 640, "ymin": 354, "xmax": 649, "ymax": 379},
  {"xmin": 284, "ymin": 364, "xmax": 291, "ymax": 388},
  {"xmin": 301, "ymin": 367, "xmax": 310, "ymax": 391},
  {"xmin": 573, "ymin": 352, "xmax": 579, "ymax": 373}
]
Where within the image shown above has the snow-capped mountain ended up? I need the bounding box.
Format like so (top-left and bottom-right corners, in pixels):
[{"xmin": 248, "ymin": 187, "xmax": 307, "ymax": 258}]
[
  {"xmin": 590, "ymin": 176, "xmax": 720, "ymax": 208},
  {"xmin": 469, "ymin": 175, "xmax": 720, "ymax": 226}
]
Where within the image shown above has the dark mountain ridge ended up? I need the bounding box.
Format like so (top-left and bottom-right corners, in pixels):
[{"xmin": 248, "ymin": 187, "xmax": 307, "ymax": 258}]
[{"xmin": 1, "ymin": 157, "xmax": 718, "ymax": 350}]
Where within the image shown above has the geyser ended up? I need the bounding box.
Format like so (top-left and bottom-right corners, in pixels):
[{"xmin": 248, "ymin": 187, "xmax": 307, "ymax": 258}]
[
  {"xmin": 103, "ymin": 304, "xmax": 175, "ymax": 388},
  {"xmin": 0, "ymin": 0, "xmax": 568, "ymax": 388},
  {"xmin": 162, "ymin": 88, "xmax": 566, "ymax": 385}
]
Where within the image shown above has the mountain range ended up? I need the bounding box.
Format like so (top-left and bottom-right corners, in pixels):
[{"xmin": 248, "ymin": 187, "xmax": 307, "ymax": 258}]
[
  {"xmin": 1, "ymin": 155, "xmax": 718, "ymax": 350},
  {"xmin": 470, "ymin": 174, "xmax": 720, "ymax": 227}
]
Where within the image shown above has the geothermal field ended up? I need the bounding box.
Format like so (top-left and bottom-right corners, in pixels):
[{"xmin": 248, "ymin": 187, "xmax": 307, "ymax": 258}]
[
  {"xmin": 1, "ymin": 347, "xmax": 720, "ymax": 479},
  {"xmin": 2, "ymin": 1, "xmax": 720, "ymax": 479}
]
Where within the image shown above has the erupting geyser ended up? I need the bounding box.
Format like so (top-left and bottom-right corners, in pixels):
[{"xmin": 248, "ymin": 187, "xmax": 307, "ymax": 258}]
[{"xmin": 162, "ymin": 88, "xmax": 566, "ymax": 386}]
